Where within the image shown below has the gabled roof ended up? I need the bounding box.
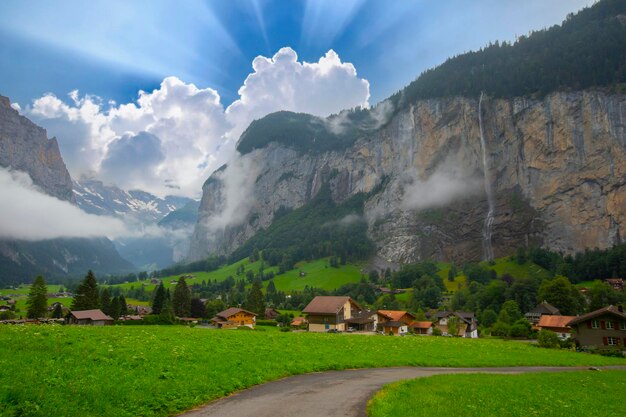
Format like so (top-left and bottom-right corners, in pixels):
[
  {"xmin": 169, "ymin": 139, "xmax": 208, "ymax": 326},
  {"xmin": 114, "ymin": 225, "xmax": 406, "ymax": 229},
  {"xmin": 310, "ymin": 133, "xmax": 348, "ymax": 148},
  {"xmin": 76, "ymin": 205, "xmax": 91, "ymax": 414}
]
[
  {"xmin": 568, "ymin": 305, "xmax": 626, "ymax": 326},
  {"xmin": 70, "ymin": 309, "xmax": 113, "ymax": 321},
  {"xmin": 378, "ymin": 310, "xmax": 415, "ymax": 321},
  {"xmin": 216, "ymin": 307, "xmax": 257, "ymax": 319},
  {"xmin": 410, "ymin": 321, "xmax": 433, "ymax": 329},
  {"xmin": 302, "ymin": 296, "xmax": 360, "ymax": 314},
  {"xmin": 434, "ymin": 311, "xmax": 475, "ymax": 324},
  {"xmin": 537, "ymin": 315, "xmax": 576, "ymax": 329},
  {"xmin": 529, "ymin": 301, "xmax": 560, "ymax": 315}
]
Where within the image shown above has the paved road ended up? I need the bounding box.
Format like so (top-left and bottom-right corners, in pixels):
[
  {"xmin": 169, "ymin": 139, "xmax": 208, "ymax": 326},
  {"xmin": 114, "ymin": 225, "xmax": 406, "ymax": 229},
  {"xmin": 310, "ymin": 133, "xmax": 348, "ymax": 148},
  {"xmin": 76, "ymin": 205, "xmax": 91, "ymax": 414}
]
[{"xmin": 178, "ymin": 366, "xmax": 626, "ymax": 417}]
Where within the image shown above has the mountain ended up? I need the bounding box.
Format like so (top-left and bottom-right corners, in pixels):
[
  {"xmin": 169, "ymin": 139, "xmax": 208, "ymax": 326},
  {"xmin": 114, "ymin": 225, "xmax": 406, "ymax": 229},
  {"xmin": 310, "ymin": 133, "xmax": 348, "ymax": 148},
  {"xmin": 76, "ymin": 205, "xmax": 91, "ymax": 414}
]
[
  {"xmin": 189, "ymin": 1, "xmax": 626, "ymax": 265},
  {"xmin": 72, "ymin": 178, "xmax": 196, "ymax": 271},
  {"xmin": 0, "ymin": 95, "xmax": 134, "ymax": 285},
  {"xmin": 158, "ymin": 200, "xmax": 200, "ymax": 229},
  {"xmin": 73, "ymin": 178, "xmax": 192, "ymax": 223}
]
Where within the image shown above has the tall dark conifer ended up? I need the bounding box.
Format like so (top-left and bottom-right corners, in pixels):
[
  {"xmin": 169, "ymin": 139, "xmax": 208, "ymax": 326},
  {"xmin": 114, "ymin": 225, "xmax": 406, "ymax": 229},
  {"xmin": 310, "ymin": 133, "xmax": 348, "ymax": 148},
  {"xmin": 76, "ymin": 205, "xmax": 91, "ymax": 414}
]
[
  {"xmin": 173, "ymin": 278, "xmax": 191, "ymax": 317},
  {"xmin": 26, "ymin": 275, "xmax": 48, "ymax": 319},
  {"xmin": 152, "ymin": 282, "xmax": 166, "ymax": 315},
  {"xmin": 71, "ymin": 270, "xmax": 100, "ymax": 311}
]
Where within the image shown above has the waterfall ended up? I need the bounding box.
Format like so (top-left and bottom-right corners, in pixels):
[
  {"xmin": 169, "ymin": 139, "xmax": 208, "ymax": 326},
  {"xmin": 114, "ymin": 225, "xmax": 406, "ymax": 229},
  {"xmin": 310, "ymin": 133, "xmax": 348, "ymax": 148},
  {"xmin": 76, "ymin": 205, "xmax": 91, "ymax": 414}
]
[{"xmin": 478, "ymin": 92, "xmax": 495, "ymax": 261}]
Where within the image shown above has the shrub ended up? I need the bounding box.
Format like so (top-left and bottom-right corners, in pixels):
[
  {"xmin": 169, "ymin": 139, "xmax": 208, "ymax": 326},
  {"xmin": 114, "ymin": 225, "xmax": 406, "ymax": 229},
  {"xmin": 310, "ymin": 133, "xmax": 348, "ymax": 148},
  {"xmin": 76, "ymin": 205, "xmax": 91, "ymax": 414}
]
[
  {"xmin": 432, "ymin": 327, "xmax": 442, "ymax": 336},
  {"xmin": 537, "ymin": 329, "xmax": 560, "ymax": 349},
  {"xmin": 490, "ymin": 322, "xmax": 511, "ymax": 337}
]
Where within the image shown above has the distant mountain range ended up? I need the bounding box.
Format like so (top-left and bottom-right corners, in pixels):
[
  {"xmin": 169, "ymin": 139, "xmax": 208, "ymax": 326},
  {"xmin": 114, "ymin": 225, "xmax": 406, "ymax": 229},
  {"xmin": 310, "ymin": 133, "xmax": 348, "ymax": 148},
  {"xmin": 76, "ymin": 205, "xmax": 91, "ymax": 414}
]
[
  {"xmin": 72, "ymin": 179, "xmax": 198, "ymax": 271},
  {"xmin": 73, "ymin": 178, "xmax": 192, "ymax": 223}
]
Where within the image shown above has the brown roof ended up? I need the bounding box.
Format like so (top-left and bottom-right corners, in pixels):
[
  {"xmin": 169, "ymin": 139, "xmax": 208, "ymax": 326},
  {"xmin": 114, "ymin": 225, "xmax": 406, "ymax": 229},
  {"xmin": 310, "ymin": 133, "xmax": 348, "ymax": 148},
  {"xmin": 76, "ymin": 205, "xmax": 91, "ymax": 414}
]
[
  {"xmin": 378, "ymin": 310, "xmax": 415, "ymax": 321},
  {"xmin": 216, "ymin": 307, "xmax": 257, "ymax": 319},
  {"xmin": 410, "ymin": 321, "xmax": 433, "ymax": 329},
  {"xmin": 291, "ymin": 317, "xmax": 307, "ymax": 325},
  {"xmin": 568, "ymin": 305, "xmax": 626, "ymax": 326},
  {"xmin": 302, "ymin": 296, "xmax": 360, "ymax": 314},
  {"xmin": 529, "ymin": 302, "xmax": 560, "ymax": 315},
  {"xmin": 70, "ymin": 309, "xmax": 113, "ymax": 321},
  {"xmin": 537, "ymin": 315, "xmax": 576, "ymax": 329}
]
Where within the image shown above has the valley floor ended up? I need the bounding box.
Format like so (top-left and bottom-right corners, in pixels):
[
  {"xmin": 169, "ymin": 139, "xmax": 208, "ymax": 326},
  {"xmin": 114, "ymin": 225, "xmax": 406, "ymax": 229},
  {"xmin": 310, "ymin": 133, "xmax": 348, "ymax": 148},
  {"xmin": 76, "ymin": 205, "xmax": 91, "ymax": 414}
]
[{"xmin": 1, "ymin": 325, "xmax": 625, "ymax": 417}]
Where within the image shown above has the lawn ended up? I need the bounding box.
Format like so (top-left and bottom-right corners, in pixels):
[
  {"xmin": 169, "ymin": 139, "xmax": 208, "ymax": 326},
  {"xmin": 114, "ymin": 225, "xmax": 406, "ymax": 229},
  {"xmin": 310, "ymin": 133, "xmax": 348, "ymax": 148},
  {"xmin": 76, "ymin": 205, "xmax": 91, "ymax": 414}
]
[
  {"xmin": 271, "ymin": 258, "xmax": 364, "ymax": 291},
  {"xmin": 0, "ymin": 326, "xmax": 625, "ymax": 417},
  {"xmin": 367, "ymin": 371, "xmax": 626, "ymax": 417},
  {"xmin": 482, "ymin": 258, "xmax": 551, "ymax": 280},
  {"xmin": 107, "ymin": 257, "xmax": 363, "ymax": 294}
]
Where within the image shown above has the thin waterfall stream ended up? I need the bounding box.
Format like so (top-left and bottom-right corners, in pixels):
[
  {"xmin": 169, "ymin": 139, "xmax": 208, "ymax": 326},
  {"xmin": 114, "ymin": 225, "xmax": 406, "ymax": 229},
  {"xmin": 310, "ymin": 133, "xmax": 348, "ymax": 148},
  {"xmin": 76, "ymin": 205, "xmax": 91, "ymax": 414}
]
[{"xmin": 478, "ymin": 92, "xmax": 495, "ymax": 261}]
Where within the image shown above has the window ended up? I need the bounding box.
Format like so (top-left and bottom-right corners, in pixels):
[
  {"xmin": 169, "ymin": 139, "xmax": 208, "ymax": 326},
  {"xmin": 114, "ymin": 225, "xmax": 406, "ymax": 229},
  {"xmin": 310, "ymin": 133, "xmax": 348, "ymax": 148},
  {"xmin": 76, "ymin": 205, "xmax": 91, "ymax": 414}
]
[
  {"xmin": 607, "ymin": 321, "xmax": 614, "ymax": 330},
  {"xmin": 607, "ymin": 337, "xmax": 618, "ymax": 346},
  {"xmin": 620, "ymin": 321, "xmax": 626, "ymax": 331},
  {"xmin": 592, "ymin": 319, "xmax": 600, "ymax": 329}
]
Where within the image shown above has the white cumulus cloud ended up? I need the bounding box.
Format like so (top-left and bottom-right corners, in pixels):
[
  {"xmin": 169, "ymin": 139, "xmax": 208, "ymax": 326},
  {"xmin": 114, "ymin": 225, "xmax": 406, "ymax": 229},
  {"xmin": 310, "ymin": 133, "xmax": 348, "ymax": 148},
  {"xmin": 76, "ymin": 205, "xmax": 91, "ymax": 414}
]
[{"xmin": 19, "ymin": 47, "xmax": 370, "ymax": 200}]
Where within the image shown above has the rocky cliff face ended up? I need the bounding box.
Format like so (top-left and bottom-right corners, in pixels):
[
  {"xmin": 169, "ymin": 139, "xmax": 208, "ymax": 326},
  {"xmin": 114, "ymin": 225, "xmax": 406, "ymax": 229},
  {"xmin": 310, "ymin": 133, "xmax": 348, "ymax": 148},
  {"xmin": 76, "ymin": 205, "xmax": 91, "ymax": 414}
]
[
  {"xmin": 190, "ymin": 90, "xmax": 626, "ymax": 264},
  {"xmin": 0, "ymin": 95, "xmax": 74, "ymax": 202},
  {"xmin": 0, "ymin": 95, "xmax": 134, "ymax": 283}
]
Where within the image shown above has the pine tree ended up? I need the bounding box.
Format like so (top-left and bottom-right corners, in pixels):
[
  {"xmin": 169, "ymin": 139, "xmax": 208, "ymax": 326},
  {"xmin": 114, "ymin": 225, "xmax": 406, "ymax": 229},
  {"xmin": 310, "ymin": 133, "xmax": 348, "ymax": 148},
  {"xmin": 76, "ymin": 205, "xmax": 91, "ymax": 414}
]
[
  {"xmin": 110, "ymin": 296, "xmax": 121, "ymax": 320},
  {"xmin": 266, "ymin": 280, "xmax": 276, "ymax": 294},
  {"xmin": 244, "ymin": 279, "xmax": 265, "ymax": 316},
  {"xmin": 118, "ymin": 294, "xmax": 128, "ymax": 316},
  {"xmin": 51, "ymin": 303, "xmax": 64, "ymax": 319},
  {"xmin": 71, "ymin": 270, "xmax": 100, "ymax": 311},
  {"xmin": 159, "ymin": 298, "xmax": 175, "ymax": 324},
  {"xmin": 100, "ymin": 288, "xmax": 111, "ymax": 316},
  {"xmin": 152, "ymin": 282, "xmax": 166, "ymax": 315},
  {"xmin": 190, "ymin": 298, "xmax": 206, "ymax": 318},
  {"xmin": 26, "ymin": 275, "xmax": 48, "ymax": 319},
  {"xmin": 172, "ymin": 278, "xmax": 191, "ymax": 317}
]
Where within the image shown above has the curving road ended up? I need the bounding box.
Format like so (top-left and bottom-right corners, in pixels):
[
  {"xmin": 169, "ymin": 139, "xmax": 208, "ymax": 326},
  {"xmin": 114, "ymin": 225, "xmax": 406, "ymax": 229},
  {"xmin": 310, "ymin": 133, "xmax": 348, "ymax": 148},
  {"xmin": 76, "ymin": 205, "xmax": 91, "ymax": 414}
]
[{"xmin": 178, "ymin": 366, "xmax": 626, "ymax": 417}]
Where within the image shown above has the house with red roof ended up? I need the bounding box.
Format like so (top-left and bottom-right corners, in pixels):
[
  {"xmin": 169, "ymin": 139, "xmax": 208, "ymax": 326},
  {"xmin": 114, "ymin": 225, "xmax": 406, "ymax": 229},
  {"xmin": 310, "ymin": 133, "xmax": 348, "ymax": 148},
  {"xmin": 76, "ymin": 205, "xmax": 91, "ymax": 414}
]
[{"xmin": 535, "ymin": 315, "xmax": 576, "ymax": 340}]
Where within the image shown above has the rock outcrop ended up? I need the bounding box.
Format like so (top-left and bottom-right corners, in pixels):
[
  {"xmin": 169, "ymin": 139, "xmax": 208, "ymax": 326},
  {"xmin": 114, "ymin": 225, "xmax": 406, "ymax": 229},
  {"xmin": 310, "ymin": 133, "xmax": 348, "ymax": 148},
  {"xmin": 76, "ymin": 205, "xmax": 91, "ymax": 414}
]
[
  {"xmin": 0, "ymin": 95, "xmax": 74, "ymax": 202},
  {"xmin": 190, "ymin": 91, "xmax": 626, "ymax": 264},
  {"xmin": 0, "ymin": 95, "xmax": 134, "ymax": 284}
]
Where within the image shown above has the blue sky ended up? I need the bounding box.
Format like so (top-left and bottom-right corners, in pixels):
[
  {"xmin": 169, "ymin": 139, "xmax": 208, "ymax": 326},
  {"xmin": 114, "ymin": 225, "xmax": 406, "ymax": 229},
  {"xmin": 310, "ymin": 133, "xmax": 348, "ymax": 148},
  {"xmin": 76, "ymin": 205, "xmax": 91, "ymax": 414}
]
[{"xmin": 0, "ymin": 0, "xmax": 593, "ymax": 107}]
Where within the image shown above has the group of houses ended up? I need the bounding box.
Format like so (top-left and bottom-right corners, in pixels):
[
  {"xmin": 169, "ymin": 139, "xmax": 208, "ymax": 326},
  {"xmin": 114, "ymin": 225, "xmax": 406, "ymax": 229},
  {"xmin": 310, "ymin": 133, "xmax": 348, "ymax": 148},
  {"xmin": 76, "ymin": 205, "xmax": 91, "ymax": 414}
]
[{"xmin": 301, "ymin": 296, "xmax": 478, "ymax": 337}]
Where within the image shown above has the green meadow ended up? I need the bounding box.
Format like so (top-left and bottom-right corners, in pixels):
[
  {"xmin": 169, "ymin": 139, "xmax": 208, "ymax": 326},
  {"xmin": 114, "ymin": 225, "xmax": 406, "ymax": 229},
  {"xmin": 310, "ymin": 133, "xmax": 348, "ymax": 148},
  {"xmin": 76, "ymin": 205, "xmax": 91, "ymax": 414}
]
[
  {"xmin": 1, "ymin": 326, "xmax": 625, "ymax": 417},
  {"xmin": 367, "ymin": 371, "xmax": 626, "ymax": 417}
]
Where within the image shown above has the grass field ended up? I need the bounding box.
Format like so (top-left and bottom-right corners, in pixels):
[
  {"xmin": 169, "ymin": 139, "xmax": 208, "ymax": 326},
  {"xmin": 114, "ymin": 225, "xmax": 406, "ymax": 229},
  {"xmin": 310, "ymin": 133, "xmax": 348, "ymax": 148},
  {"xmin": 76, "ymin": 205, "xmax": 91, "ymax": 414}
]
[
  {"xmin": 367, "ymin": 371, "xmax": 626, "ymax": 417},
  {"xmin": 107, "ymin": 257, "xmax": 363, "ymax": 294},
  {"xmin": 0, "ymin": 326, "xmax": 624, "ymax": 417},
  {"xmin": 482, "ymin": 258, "xmax": 552, "ymax": 280}
]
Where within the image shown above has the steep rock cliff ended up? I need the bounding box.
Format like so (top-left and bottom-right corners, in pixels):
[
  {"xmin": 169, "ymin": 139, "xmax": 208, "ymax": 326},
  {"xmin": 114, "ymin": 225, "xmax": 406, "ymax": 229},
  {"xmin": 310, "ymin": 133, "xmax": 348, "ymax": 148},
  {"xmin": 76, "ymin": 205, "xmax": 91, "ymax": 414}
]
[
  {"xmin": 0, "ymin": 95, "xmax": 134, "ymax": 284},
  {"xmin": 190, "ymin": 90, "xmax": 625, "ymax": 264},
  {"xmin": 0, "ymin": 96, "xmax": 74, "ymax": 202}
]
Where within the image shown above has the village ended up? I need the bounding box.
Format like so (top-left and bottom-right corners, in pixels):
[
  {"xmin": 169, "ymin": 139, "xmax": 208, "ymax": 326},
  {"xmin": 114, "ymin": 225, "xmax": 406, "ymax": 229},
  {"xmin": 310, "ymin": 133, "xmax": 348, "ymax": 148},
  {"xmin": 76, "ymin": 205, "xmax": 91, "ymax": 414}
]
[{"xmin": 2, "ymin": 284, "xmax": 626, "ymax": 355}]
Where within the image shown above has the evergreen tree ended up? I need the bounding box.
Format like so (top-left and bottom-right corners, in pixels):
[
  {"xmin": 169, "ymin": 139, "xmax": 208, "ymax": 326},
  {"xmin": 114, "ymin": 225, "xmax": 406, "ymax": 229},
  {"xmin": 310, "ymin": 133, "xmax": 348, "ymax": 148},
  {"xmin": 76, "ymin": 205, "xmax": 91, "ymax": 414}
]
[
  {"xmin": 110, "ymin": 296, "xmax": 121, "ymax": 320},
  {"xmin": 26, "ymin": 275, "xmax": 48, "ymax": 319},
  {"xmin": 159, "ymin": 298, "xmax": 175, "ymax": 324},
  {"xmin": 266, "ymin": 280, "xmax": 276, "ymax": 294},
  {"xmin": 244, "ymin": 279, "xmax": 265, "ymax": 316},
  {"xmin": 51, "ymin": 303, "xmax": 64, "ymax": 319},
  {"xmin": 152, "ymin": 282, "xmax": 166, "ymax": 315},
  {"xmin": 172, "ymin": 277, "xmax": 191, "ymax": 317},
  {"xmin": 100, "ymin": 288, "xmax": 111, "ymax": 316},
  {"xmin": 190, "ymin": 298, "xmax": 206, "ymax": 318},
  {"xmin": 71, "ymin": 270, "xmax": 100, "ymax": 311},
  {"xmin": 118, "ymin": 294, "xmax": 128, "ymax": 316}
]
